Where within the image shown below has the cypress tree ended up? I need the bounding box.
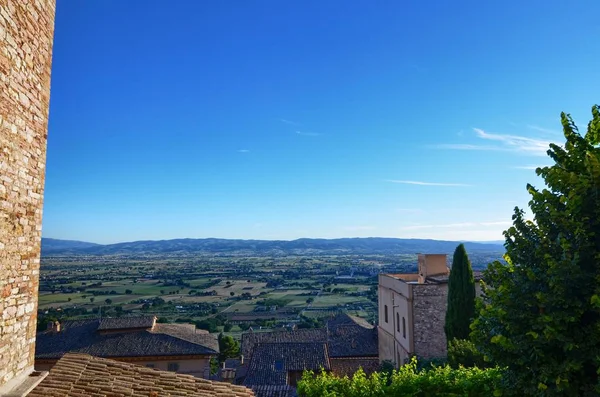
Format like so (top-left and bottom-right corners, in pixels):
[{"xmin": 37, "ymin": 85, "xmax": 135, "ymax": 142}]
[{"xmin": 444, "ymin": 243, "xmax": 476, "ymax": 342}]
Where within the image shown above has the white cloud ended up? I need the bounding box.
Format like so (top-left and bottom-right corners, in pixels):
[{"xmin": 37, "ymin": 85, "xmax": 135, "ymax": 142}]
[
  {"xmin": 527, "ymin": 125, "xmax": 560, "ymax": 135},
  {"xmin": 344, "ymin": 226, "xmax": 376, "ymax": 231},
  {"xmin": 394, "ymin": 208, "xmax": 424, "ymax": 214},
  {"xmin": 279, "ymin": 118, "xmax": 300, "ymax": 126},
  {"xmin": 472, "ymin": 128, "xmax": 551, "ymax": 155},
  {"xmin": 237, "ymin": 149, "xmax": 251, "ymax": 153},
  {"xmin": 512, "ymin": 165, "xmax": 545, "ymax": 170},
  {"xmin": 399, "ymin": 228, "xmax": 507, "ymax": 242},
  {"xmin": 436, "ymin": 128, "xmax": 553, "ymax": 156},
  {"xmin": 386, "ymin": 180, "xmax": 471, "ymax": 187},
  {"xmin": 400, "ymin": 221, "xmax": 511, "ymax": 231},
  {"xmin": 435, "ymin": 143, "xmax": 507, "ymax": 152},
  {"xmin": 295, "ymin": 131, "xmax": 321, "ymax": 137}
]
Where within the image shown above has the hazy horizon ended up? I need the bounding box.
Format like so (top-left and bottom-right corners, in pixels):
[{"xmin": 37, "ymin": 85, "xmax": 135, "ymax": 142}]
[
  {"xmin": 42, "ymin": 1, "xmax": 600, "ymax": 244},
  {"xmin": 42, "ymin": 235, "xmax": 506, "ymax": 246}
]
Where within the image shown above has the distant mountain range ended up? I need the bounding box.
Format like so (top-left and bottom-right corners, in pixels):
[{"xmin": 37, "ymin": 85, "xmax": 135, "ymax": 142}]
[{"xmin": 41, "ymin": 237, "xmax": 504, "ymax": 256}]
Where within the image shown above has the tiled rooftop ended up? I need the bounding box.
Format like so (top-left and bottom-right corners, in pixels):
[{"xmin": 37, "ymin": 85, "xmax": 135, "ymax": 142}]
[
  {"xmin": 241, "ymin": 329, "xmax": 327, "ymax": 361},
  {"xmin": 329, "ymin": 357, "xmax": 380, "ymax": 377},
  {"xmin": 36, "ymin": 318, "xmax": 218, "ymax": 359},
  {"xmin": 243, "ymin": 343, "xmax": 330, "ymax": 386},
  {"xmin": 29, "ymin": 353, "xmax": 254, "ymax": 397},
  {"xmin": 248, "ymin": 385, "xmax": 295, "ymax": 397},
  {"xmin": 97, "ymin": 315, "xmax": 156, "ymax": 331}
]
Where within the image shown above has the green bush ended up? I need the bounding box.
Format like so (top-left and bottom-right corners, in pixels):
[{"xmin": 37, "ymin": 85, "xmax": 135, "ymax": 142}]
[
  {"xmin": 297, "ymin": 357, "xmax": 504, "ymax": 397},
  {"xmin": 447, "ymin": 338, "xmax": 490, "ymax": 369}
]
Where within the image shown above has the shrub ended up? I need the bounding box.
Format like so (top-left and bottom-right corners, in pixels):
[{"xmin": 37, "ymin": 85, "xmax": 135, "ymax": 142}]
[
  {"xmin": 447, "ymin": 338, "xmax": 489, "ymax": 369},
  {"xmin": 297, "ymin": 357, "xmax": 504, "ymax": 397}
]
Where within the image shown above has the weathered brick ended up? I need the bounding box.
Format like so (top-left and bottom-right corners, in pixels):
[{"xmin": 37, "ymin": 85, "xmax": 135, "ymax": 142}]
[{"xmin": 0, "ymin": 0, "xmax": 55, "ymax": 388}]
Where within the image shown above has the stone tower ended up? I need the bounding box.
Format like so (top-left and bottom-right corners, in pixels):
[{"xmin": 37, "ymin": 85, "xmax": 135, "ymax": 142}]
[{"xmin": 0, "ymin": 0, "xmax": 56, "ymax": 391}]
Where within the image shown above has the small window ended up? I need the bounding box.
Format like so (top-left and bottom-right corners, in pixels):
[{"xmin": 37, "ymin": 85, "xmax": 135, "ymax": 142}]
[
  {"xmin": 145, "ymin": 363, "xmax": 155, "ymax": 368},
  {"xmin": 167, "ymin": 362, "xmax": 180, "ymax": 372},
  {"xmin": 402, "ymin": 317, "xmax": 406, "ymax": 338},
  {"xmin": 396, "ymin": 313, "xmax": 400, "ymax": 332},
  {"xmin": 274, "ymin": 360, "xmax": 284, "ymax": 371},
  {"xmin": 384, "ymin": 305, "xmax": 388, "ymax": 323}
]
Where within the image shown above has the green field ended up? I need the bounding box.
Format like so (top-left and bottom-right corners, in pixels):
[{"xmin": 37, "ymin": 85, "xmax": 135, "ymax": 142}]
[{"xmin": 38, "ymin": 254, "xmax": 381, "ymax": 332}]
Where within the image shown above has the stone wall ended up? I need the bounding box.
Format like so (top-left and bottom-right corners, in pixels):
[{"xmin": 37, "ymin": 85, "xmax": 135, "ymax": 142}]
[
  {"xmin": 0, "ymin": 0, "xmax": 55, "ymax": 389},
  {"xmin": 412, "ymin": 284, "xmax": 448, "ymax": 359}
]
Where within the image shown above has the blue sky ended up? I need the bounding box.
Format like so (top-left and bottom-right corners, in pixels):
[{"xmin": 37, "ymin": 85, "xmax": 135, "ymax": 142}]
[{"xmin": 43, "ymin": 0, "xmax": 600, "ymax": 244}]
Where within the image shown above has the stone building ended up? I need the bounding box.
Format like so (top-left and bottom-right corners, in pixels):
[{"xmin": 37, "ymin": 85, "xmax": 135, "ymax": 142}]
[
  {"xmin": 0, "ymin": 0, "xmax": 56, "ymax": 393},
  {"xmin": 378, "ymin": 254, "xmax": 482, "ymax": 366}
]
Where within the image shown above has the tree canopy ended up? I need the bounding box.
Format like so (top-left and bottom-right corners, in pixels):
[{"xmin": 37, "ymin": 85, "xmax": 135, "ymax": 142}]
[
  {"xmin": 471, "ymin": 105, "xmax": 600, "ymax": 396},
  {"xmin": 444, "ymin": 243, "xmax": 476, "ymax": 342},
  {"xmin": 218, "ymin": 333, "xmax": 240, "ymax": 363}
]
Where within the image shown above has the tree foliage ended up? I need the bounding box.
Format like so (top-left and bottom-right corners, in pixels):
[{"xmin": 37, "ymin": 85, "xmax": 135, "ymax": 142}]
[
  {"xmin": 297, "ymin": 357, "xmax": 504, "ymax": 397},
  {"xmin": 471, "ymin": 105, "xmax": 600, "ymax": 396},
  {"xmin": 218, "ymin": 332, "xmax": 240, "ymax": 363},
  {"xmin": 445, "ymin": 243, "xmax": 476, "ymax": 341},
  {"xmin": 447, "ymin": 338, "xmax": 489, "ymax": 369}
]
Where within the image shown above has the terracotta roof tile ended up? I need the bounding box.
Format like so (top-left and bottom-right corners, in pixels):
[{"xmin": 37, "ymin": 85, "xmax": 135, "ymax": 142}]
[{"xmin": 30, "ymin": 353, "xmax": 254, "ymax": 397}]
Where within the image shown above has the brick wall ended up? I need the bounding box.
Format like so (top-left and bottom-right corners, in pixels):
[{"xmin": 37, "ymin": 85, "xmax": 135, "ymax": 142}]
[
  {"xmin": 412, "ymin": 284, "xmax": 448, "ymax": 359},
  {"xmin": 0, "ymin": 0, "xmax": 55, "ymax": 388}
]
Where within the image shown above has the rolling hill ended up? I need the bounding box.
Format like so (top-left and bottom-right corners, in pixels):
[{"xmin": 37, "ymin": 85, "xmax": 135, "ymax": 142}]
[{"xmin": 41, "ymin": 237, "xmax": 504, "ymax": 256}]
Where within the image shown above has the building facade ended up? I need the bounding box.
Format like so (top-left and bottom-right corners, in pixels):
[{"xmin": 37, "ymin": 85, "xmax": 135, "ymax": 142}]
[
  {"xmin": 378, "ymin": 254, "xmax": 451, "ymax": 366},
  {"xmin": 0, "ymin": 0, "xmax": 56, "ymax": 392}
]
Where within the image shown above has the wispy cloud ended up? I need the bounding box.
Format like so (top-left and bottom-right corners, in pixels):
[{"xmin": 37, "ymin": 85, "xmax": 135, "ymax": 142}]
[
  {"xmin": 473, "ymin": 128, "xmax": 550, "ymax": 155},
  {"xmin": 435, "ymin": 143, "xmax": 507, "ymax": 152},
  {"xmin": 237, "ymin": 149, "xmax": 251, "ymax": 153},
  {"xmin": 436, "ymin": 128, "xmax": 552, "ymax": 156},
  {"xmin": 512, "ymin": 165, "xmax": 545, "ymax": 170},
  {"xmin": 279, "ymin": 118, "xmax": 300, "ymax": 126},
  {"xmin": 395, "ymin": 208, "xmax": 424, "ymax": 214},
  {"xmin": 386, "ymin": 180, "xmax": 471, "ymax": 187},
  {"xmin": 527, "ymin": 125, "xmax": 560, "ymax": 135},
  {"xmin": 400, "ymin": 221, "xmax": 511, "ymax": 231},
  {"xmin": 295, "ymin": 131, "xmax": 321, "ymax": 137},
  {"xmin": 344, "ymin": 226, "xmax": 376, "ymax": 232}
]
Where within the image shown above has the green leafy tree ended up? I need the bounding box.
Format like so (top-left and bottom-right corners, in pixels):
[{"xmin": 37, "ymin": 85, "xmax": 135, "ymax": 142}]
[
  {"xmin": 444, "ymin": 244, "xmax": 476, "ymax": 342},
  {"xmin": 471, "ymin": 106, "xmax": 600, "ymax": 396},
  {"xmin": 218, "ymin": 333, "xmax": 240, "ymax": 363},
  {"xmin": 447, "ymin": 338, "xmax": 488, "ymax": 369}
]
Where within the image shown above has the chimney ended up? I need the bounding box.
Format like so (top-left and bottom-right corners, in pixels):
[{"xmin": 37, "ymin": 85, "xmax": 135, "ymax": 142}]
[
  {"xmin": 240, "ymin": 355, "xmax": 244, "ymax": 365},
  {"xmin": 222, "ymin": 361, "xmax": 226, "ymax": 369},
  {"xmin": 418, "ymin": 254, "xmax": 449, "ymax": 283},
  {"xmin": 49, "ymin": 321, "xmax": 60, "ymax": 333},
  {"xmin": 151, "ymin": 315, "xmax": 157, "ymax": 330}
]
